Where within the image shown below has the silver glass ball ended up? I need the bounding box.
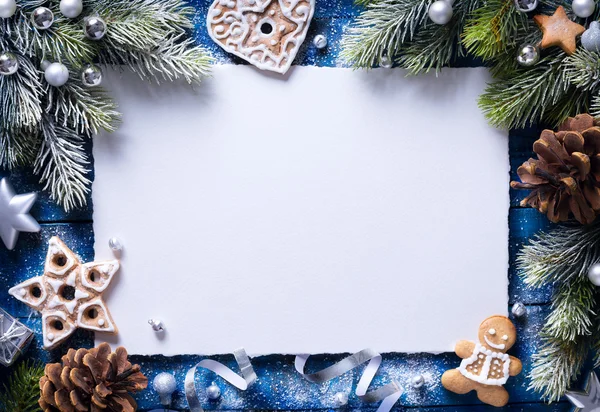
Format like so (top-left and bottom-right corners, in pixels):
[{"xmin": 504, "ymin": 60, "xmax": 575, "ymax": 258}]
[
  {"xmin": 411, "ymin": 374, "xmax": 425, "ymax": 389},
  {"xmin": 572, "ymin": 0, "xmax": 596, "ymax": 18},
  {"xmin": 108, "ymin": 236, "xmax": 122, "ymax": 251},
  {"xmin": 84, "ymin": 16, "xmax": 107, "ymax": 40},
  {"xmin": 60, "ymin": 0, "xmax": 83, "ymax": 18},
  {"xmin": 45, "ymin": 63, "xmax": 69, "ymax": 87},
  {"xmin": 206, "ymin": 383, "xmax": 221, "ymax": 400},
  {"xmin": 333, "ymin": 392, "xmax": 349, "ymax": 407},
  {"xmin": 153, "ymin": 372, "xmax": 177, "ymax": 406},
  {"xmin": 511, "ymin": 302, "xmax": 527, "ymax": 318},
  {"xmin": 0, "ymin": 0, "xmax": 17, "ymax": 18},
  {"xmin": 583, "ymin": 21, "xmax": 600, "ymax": 51},
  {"xmin": 588, "ymin": 263, "xmax": 600, "ymax": 286},
  {"xmin": 379, "ymin": 55, "xmax": 393, "ymax": 68},
  {"xmin": 40, "ymin": 60, "xmax": 51, "ymax": 70},
  {"xmin": 516, "ymin": 44, "xmax": 540, "ymax": 66},
  {"xmin": 0, "ymin": 52, "xmax": 18, "ymax": 75},
  {"xmin": 428, "ymin": 0, "xmax": 453, "ymax": 25},
  {"xmin": 148, "ymin": 318, "xmax": 164, "ymax": 332},
  {"xmin": 313, "ymin": 34, "xmax": 328, "ymax": 49},
  {"xmin": 31, "ymin": 7, "xmax": 54, "ymax": 30},
  {"xmin": 514, "ymin": 0, "xmax": 538, "ymax": 12}
]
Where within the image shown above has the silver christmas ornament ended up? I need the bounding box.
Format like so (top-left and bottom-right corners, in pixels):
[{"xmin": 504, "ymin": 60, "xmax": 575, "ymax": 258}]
[
  {"xmin": 333, "ymin": 392, "xmax": 349, "ymax": 407},
  {"xmin": 0, "ymin": 178, "xmax": 40, "ymax": 250},
  {"xmin": 31, "ymin": 7, "xmax": 54, "ymax": 30},
  {"xmin": 84, "ymin": 16, "xmax": 107, "ymax": 40},
  {"xmin": 428, "ymin": 0, "xmax": 453, "ymax": 25},
  {"xmin": 0, "ymin": 0, "xmax": 17, "ymax": 18},
  {"xmin": 108, "ymin": 237, "xmax": 122, "ymax": 251},
  {"xmin": 81, "ymin": 64, "xmax": 102, "ymax": 87},
  {"xmin": 44, "ymin": 62, "xmax": 69, "ymax": 87},
  {"xmin": 206, "ymin": 383, "xmax": 221, "ymax": 400},
  {"xmin": 582, "ymin": 21, "xmax": 600, "ymax": 52},
  {"xmin": 60, "ymin": 0, "xmax": 83, "ymax": 18},
  {"xmin": 153, "ymin": 372, "xmax": 177, "ymax": 406},
  {"xmin": 0, "ymin": 52, "xmax": 18, "ymax": 75},
  {"xmin": 588, "ymin": 263, "xmax": 600, "ymax": 286},
  {"xmin": 313, "ymin": 34, "xmax": 328, "ymax": 49},
  {"xmin": 514, "ymin": 0, "xmax": 538, "ymax": 12},
  {"xmin": 572, "ymin": 0, "xmax": 596, "ymax": 18},
  {"xmin": 379, "ymin": 55, "xmax": 393, "ymax": 68},
  {"xmin": 511, "ymin": 301, "xmax": 527, "ymax": 318},
  {"xmin": 148, "ymin": 318, "xmax": 164, "ymax": 332},
  {"xmin": 516, "ymin": 43, "xmax": 540, "ymax": 66},
  {"xmin": 40, "ymin": 60, "xmax": 51, "ymax": 70},
  {"xmin": 411, "ymin": 374, "xmax": 425, "ymax": 389},
  {"xmin": 566, "ymin": 372, "xmax": 600, "ymax": 410}
]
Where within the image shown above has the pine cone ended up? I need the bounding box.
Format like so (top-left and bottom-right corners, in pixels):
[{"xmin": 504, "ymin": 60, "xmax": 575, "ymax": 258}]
[
  {"xmin": 511, "ymin": 114, "xmax": 600, "ymax": 224},
  {"xmin": 38, "ymin": 343, "xmax": 148, "ymax": 412}
]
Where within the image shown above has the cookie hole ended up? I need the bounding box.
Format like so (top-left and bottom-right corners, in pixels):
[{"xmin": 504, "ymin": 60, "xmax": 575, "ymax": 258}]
[
  {"xmin": 87, "ymin": 308, "xmax": 98, "ymax": 319},
  {"xmin": 52, "ymin": 320, "xmax": 64, "ymax": 330},
  {"xmin": 52, "ymin": 254, "xmax": 68, "ymax": 267},
  {"xmin": 59, "ymin": 285, "xmax": 76, "ymax": 301},
  {"xmin": 31, "ymin": 285, "xmax": 42, "ymax": 298},
  {"xmin": 88, "ymin": 270, "xmax": 98, "ymax": 283},
  {"xmin": 260, "ymin": 22, "xmax": 273, "ymax": 35}
]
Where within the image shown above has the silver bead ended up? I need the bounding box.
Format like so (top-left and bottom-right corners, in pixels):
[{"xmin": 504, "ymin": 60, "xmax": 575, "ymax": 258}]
[
  {"xmin": 588, "ymin": 263, "xmax": 600, "ymax": 286},
  {"xmin": 0, "ymin": 0, "xmax": 16, "ymax": 18},
  {"xmin": 411, "ymin": 374, "xmax": 425, "ymax": 389},
  {"xmin": 573, "ymin": 0, "xmax": 596, "ymax": 18},
  {"xmin": 206, "ymin": 383, "xmax": 221, "ymax": 400},
  {"xmin": 0, "ymin": 52, "xmax": 18, "ymax": 75},
  {"xmin": 428, "ymin": 0, "xmax": 453, "ymax": 25},
  {"xmin": 583, "ymin": 21, "xmax": 600, "ymax": 52},
  {"xmin": 153, "ymin": 372, "xmax": 177, "ymax": 406},
  {"xmin": 60, "ymin": 0, "xmax": 83, "ymax": 19},
  {"xmin": 514, "ymin": 0, "xmax": 538, "ymax": 12},
  {"xmin": 516, "ymin": 44, "xmax": 540, "ymax": 67},
  {"xmin": 44, "ymin": 63, "xmax": 69, "ymax": 87},
  {"xmin": 108, "ymin": 237, "xmax": 122, "ymax": 251},
  {"xmin": 511, "ymin": 302, "xmax": 527, "ymax": 318},
  {"xmin": 379, "ymin": 55, "xmax": 393, "ymax": 68},
  {"xmin": 313, "ymin": 34, "xmax": 328, "ymax": 49},
  {"xmin": 40, "ymin": 60, "xmax": 51, "ymax": 70},
  {"xmin": 81, "ymin": 64, "xmax": 102, "ymax": 87},
  {"xmin": 148, "ymin": 318, "xmax": 164, "ymax": 332},
  {"xmin": 333, "ymin": 392, "xmax": 349, "ymax": 407},
  {"xmin": 31, "ymin": 7, "xmax": 54, "ymax": 30},
  {"xmin": 84, "ymin": 16, "xmax": 107, "ymax": 40}
]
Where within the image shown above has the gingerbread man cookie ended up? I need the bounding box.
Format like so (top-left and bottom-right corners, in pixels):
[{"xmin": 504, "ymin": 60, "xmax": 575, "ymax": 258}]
[
  {"xmin": 8, "ymin": 237, "xmax": 119, "ymax": 349},
  {"xmin": 441, "ymin": 316, "xmax": 522, "ymax": 407}
]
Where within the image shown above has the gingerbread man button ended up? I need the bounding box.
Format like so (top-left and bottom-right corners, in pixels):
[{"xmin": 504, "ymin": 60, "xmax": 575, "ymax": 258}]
[{"xmin": 442, "ymin": 316, "xmax": 522, "ymax": 407}]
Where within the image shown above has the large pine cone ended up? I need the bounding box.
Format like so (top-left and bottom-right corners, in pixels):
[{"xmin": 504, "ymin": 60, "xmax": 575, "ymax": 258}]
[
  {"xmin": 511, "ymin": 114, "xmax": 600, "ymax": 224},
  {"xmin": 39, "ymin": 343, "xmax": 148, "ymax": 412}
]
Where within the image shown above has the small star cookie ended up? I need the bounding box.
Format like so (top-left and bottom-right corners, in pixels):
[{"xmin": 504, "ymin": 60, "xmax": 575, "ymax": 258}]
[
  {"xmin": 9, "ymin": 236, "xmax": 119, "ymax": 349},
  {"xmin": 534, "ymin": 6, "xmax": 585, "ymax": 55}
]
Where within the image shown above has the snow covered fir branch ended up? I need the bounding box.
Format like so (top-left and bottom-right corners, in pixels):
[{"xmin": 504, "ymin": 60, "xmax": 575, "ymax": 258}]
[{"xmin": 0, "ymin": 0, "xmax": 211, "ymax": 211}]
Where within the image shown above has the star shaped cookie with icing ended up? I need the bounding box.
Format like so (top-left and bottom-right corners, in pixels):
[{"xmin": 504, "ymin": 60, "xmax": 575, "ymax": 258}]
[
  {"xmin": 534, "ymin": 6, "xmax": 585, "ymax": 55},
  {"xmin": 9, "ymin": 236, "xmax": 119, "ymax": 349}
]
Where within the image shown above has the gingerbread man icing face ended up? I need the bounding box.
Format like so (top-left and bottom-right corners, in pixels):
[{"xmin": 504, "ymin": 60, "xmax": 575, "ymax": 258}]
[{"xmin": 478, "ymin": 316, "xmax": 517, "ymax": 352}]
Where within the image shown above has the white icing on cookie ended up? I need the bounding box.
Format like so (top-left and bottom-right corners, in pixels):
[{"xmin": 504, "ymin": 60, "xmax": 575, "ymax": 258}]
[{"xmin": 458, "ymin": 343, "xmax": 510, "ymax": 386}]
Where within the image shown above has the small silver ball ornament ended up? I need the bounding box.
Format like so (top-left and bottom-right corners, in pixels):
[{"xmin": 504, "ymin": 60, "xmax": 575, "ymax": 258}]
[
  {"xmin": 516, "ymin": 43, "xmax": 540, "ymax": 67},
  {"xmin": 84, "ymin": 16, "xmax": 107, "ymax": 40},
  {"xmin": 153, "ymin": 372, "xmax": 177, "ymax": 406},
  {"xmin": 572, "ymin": 0, "xmax": 596, "ymax": 18},
  {"xmin": 333, "ymin": 391, "xmax": 349, "ymax": 407},
  {"xmin": 31, "ymin": 7, "xmax": 54, "ymax": 30},
  {"xmin": 514, "ymin": 0, "xmax": 538, "ymax": 12},
  {"xmin": 588, "ymin": 263, "xmax": 600, "ymax": 286},
  {"xmin": 206, "ymin": 383, "xmax": 221, "ymax": 400},
  {"xmin": 379, "ymin": 55, "xmax": 393, "ymax": 68},
  {"xmin": 148, "ymin": 319, "xmax": 164, "ymax": 332},
  {"xmin": 0, "ymin": 0, "xmax": 17, "ymax": 18},
  {"xmin": 582, "ymin": 21, "xmax": 600, "ymax": 52},
  {"xmin": 60, "ymin": 0, "xmax": 83, "ymax": 19},
  {"xmin": 45, "ymin": 63, "xmax": 69, "ymax": 87},
  {"xmin": 108, "ymin": 236, "xmax": 122, "ymax": 251},
  {"xmin": 313, "ymin": 34, "xmax": 328, "ymax": 49},
  {"xmin": 511, "ymin": 302, "xmax": 527, "ymax": 318},
  {"xmin": 411, "ymin": 374, "xmax": 425, "ymax": 389},
  {"xmin": 0, "ymin": 52, "xmax": 18, "ymax": 75},
  {"xmin": 81, "ymin": 64, "xmax": 102, "ymax": 87},
  {"xmin": 428, "ymin": 0, "xmax": 453, "ymax": 25}
]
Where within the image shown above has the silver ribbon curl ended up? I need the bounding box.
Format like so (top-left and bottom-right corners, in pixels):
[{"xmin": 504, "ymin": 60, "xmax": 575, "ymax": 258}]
[
  {"xmin": 185, "ymin": 347, "xmax": 257, "ymax": 412},
  {"xmin": 0, "ymin": 314, "xmax": 30, "ymax": 364},
  {"xmin": 295, "ymin": 348, "xmax": 403, "ymax": 412}
]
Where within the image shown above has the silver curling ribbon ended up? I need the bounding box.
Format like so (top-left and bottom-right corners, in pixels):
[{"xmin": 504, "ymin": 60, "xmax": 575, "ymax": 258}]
[
  {"xmin": 295, "ymin": 348, "xmax": 403, "ymax": 411},
  {"xmin": 185, "ymin": 347, "xmax": 257, "ymax": 412}
]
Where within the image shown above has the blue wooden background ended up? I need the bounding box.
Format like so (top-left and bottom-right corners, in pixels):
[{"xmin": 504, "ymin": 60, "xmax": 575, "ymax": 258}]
[{"xmin": 0, "ymin": 0, "xmax": 591, "ymax": 410}]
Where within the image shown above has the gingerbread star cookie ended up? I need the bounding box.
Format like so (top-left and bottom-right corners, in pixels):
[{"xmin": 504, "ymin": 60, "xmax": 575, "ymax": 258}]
[
  {"xmin": 9, "ymin": 237, "xmax": 119, "ymax": 349},
  {"xmin": 534, "ymin": 6, "xmax": 585, "ymax": 55}
]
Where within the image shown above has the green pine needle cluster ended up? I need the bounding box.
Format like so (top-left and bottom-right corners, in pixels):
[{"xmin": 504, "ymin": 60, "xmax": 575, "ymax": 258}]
[
  {"xmin": 0, "ymin": 360, "xmax": 44, "ymax": 412},
  {"xmin": 2, "ymin": 0, "xmax": 212, "ymax": 211}
]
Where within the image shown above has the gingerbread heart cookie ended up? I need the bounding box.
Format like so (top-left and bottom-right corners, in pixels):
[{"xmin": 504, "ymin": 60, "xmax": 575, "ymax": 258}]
[{"xmin": 207, "ymin": 0, "xmax": 315, "ymax": 74}]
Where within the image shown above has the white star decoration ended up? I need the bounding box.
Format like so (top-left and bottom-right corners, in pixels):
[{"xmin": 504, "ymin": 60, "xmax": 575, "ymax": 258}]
[
  {"xmin": 0, "ymin": 178, "xmax": 40, "ymax": 250},
  {"xmin": 566, "ymin": 372, "xmax": 600, "ymax": 411},
  {"xmin": 9, "ymin": 236, "xmax": 120, "ymax": 349}
]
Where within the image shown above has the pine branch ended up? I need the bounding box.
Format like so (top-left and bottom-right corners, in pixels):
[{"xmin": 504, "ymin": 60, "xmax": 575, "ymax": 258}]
[
  {"xmin": 0, "ymin": 359, "xmax": 44, "ymax": 412},
  {"xmin": 0, "ymin": 129, "xmax": 40, "ymax": 169},
  {"xmin": 564, "ymin": 49, "xmax": 600, "ymax": 91}
]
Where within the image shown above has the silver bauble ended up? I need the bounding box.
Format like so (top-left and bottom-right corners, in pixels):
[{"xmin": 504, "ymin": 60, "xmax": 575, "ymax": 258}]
[
  {"xmin": 313, "ymin": 34, "xmax": 328, "ymax": 49},
  {"xmin": 206, "ymin": 383, "xmax": 221, "ymax": 400},
  {"xmin": 31, "ymin": 7, "xmax": 54, "ymax": 30},
  {"xmin": 588, "ymin": 263, "xmax": 600, "ymax": 286},
  {"xmin": 60, "ymin": 0, "xmax": 83, "ymax": 18},
  {"xmin": 411, "ymin": 374, "xmax": 425, "ymax": 389},
  {"xmin": 40, "ymin": 60, "xmax": 51, "ymax": 70},
  {"xmin": 511, "ymin": 302, "xmax": 527, "ymax": 318},
  {"xmin": 81, "ymin": 64, "xmax": 102, "ymax": 87},
  {"xmin": 148, "ymin": 318, "xmax": 164, "ymax": 332},
  {"xmin": 0, "ymin": 52, "xmax": 18, "ymax": 75},
  {"xmin": 108, "ymin": 236, "xmax": 122, "ymax": 251},
  {"xmin": 514, "ymin": 0, "xmax": 538, "ymax": 12},
  {"xmin": 153, "ymin": 372, "xmax": 177, "ymax": 406},
  {"xmin": 84, "ymin": 16, "xmax": 107, "ymax": 40},
  {"xmin": 333, "ymin": 392, "xmax": 349, "ymax": 406},
  {"xmin": 379, "ymin": 55, "xmax": 393, "ymax": 68},
  {"xmin": 572, "ymin": 0, "xmax": 596, "ymax": 18},
  {"xmin": 428, "ymin": 0, "xmax": 453, "ymax": 25},
  {"xmin": 44, "ymin": 63, "xmax": 69, "ymax": 87},
  {"xmin": 0, "ymin": 0, "xmax": 17, "ymax": 18},
  {"xmin": 583, "ymin": 21, "xmax": 600, "ymax": 52},
  {"xmin": 516, "ymin": 44, "xmax": 540, "ymax": 66}
]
